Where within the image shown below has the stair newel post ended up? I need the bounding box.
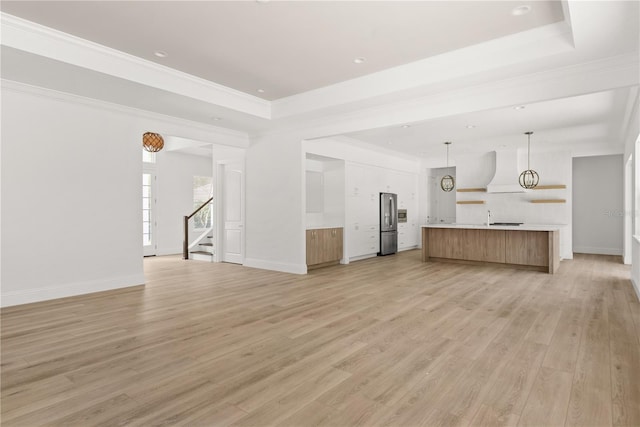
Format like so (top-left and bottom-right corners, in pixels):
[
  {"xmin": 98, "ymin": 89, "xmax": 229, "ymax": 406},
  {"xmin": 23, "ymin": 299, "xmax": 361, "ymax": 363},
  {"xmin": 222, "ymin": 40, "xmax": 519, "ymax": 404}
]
[{"xmin": 183, "ymin": 215, "xmax": 189, "ymax": 260}]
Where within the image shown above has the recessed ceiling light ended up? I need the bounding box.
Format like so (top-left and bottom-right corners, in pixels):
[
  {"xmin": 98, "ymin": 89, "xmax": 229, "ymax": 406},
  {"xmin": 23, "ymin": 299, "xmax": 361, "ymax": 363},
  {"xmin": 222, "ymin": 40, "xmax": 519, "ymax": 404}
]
[
  {"xmin": 514, "ymin": 105, "xmax": 526, "ymax": 110},
  {"xmin": 154, "ymin": 51, "xmax": 168, "ymax": 58},
  {"xmin": 354, "ymin": 57, "xmax": 366, "ymax": 64},
  {"xmin": 402, "ymin": 125, "xmax": 411, "ymax": 129},
  {"xmin": 212, "ymin": 117, "xmax": 222, "ymax": 121},
  {"xmin": 466, "ymin": 125, "xmax": 476, "ymax": 129},
  {"xmin": 257, "ymin": 89, "xmax": 265, "ymax": 93},
  {"xmin": 511, "ymin": 5, "xmax": 532, "ymax": 16}
]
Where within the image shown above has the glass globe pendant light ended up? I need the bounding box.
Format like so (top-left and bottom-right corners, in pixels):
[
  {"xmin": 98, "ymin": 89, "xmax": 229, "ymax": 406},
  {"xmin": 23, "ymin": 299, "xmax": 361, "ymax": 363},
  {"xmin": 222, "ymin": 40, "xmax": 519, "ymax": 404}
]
[
  {"xmin": 440, "ymin": 141, "xmax": 455, "ymax": 192},
  {"xmin": 519, "ymin": 131, "xmax": 539, "ymax": 189}
]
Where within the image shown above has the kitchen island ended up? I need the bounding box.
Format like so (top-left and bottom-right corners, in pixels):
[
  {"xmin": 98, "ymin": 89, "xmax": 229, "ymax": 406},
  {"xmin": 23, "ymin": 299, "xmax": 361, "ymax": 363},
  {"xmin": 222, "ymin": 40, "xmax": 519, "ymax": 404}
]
[{"xmin": 421, "ymin": 224, "xmax": 560, "ymax": 274}]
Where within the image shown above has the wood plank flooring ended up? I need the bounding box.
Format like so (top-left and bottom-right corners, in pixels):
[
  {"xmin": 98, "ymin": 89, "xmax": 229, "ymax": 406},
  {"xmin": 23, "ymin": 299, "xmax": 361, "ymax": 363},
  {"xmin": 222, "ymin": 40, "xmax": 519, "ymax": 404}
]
[{"xmin": 2, "ymin": 251, "xmax": 639, "ymax": 426}]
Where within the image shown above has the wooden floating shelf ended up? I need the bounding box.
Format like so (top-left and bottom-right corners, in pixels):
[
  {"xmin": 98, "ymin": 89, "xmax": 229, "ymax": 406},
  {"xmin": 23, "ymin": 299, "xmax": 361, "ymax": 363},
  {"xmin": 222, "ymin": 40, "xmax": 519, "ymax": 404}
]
[
  {"xmin": 457, "ymin": 188, "xmax": 487, "ymax": 193},
  {"xmin": 531, "ymin": 199, "xmax": 566, "ymax": 204},
  {"xmin": 532, "ymin": 185, "xmax": 567, "ymax": 190},
  {"xmin": 457, "ymin": 201, "xmax": 485, "ymax": 205}
]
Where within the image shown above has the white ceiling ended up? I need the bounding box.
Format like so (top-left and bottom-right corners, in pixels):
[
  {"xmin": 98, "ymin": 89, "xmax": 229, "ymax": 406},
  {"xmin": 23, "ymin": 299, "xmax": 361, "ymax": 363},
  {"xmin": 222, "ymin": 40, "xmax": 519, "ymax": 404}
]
[
  {"xmin": 345, "ymin": 88, "xmax": 634, "ymax": 158},
  {"xmin": 0, "ymin": 1, "xmax": 638, "ymax": 160},
  {"xmin": 0, "ymin": 0, "xmax": 564, "ymax": 100}
]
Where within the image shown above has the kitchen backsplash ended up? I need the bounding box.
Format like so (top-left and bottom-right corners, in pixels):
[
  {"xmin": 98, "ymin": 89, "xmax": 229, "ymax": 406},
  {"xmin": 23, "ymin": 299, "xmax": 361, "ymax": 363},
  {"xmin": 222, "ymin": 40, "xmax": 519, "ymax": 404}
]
[{"xmin": 455, "ymin": 150, "xmax": 571, "ymax": 225}]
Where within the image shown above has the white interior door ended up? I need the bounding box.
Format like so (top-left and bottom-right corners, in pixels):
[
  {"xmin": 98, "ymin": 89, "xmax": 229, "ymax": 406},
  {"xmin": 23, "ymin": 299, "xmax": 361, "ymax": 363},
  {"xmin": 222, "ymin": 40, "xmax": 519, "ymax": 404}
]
[
  {"xmin": 222, "ymin": 160, "xmax": 244, "ymax": 264},
  {"xmin": 142, "ymin": 170, "xmax": 156, "ymax": 256}
]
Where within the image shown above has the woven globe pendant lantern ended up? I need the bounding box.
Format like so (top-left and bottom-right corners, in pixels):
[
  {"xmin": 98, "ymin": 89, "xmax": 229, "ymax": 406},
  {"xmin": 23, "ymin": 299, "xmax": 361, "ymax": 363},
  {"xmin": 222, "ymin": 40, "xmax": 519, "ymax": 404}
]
[
  {"xmin": 143, "ymin": 132, "xmax": 164, "ymax": 152},
  {"xmin": 518, "ymin": 131, "xmax": 539, "ymax": 189},
  {"xmin": 440, "ymin": 141, "xmax": 455, "ymax": 192}
]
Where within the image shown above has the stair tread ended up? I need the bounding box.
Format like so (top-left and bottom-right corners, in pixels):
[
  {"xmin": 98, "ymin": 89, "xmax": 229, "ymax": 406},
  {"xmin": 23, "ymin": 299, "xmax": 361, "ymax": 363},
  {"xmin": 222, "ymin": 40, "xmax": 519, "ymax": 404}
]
[
  {"xmin": 199, "ymin": 243, "xmax": 214, "ymax": 246},
  {"xmin": 190, "ymin": 250, "xmax": 213, "ymax": 255}
]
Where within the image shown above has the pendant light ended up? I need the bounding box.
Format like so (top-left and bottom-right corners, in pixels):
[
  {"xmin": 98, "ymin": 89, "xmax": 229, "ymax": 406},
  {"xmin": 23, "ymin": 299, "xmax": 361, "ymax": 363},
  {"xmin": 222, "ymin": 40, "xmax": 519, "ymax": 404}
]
[
  {"xmin": 519, "ymin": 131, "xmax": 539, "ymax": 189},
  {"xmin": 142, "ymin": 132, "xmax": 164, "ymax": 152},
  {"xmin": 440, "ymin": 141, "xmax": 455, "ymax": 192}
]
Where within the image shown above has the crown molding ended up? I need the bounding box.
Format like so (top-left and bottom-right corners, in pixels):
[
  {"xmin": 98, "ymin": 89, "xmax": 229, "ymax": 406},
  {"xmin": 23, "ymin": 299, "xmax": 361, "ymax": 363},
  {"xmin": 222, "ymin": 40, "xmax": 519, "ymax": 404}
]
[
  {"xmin": 1, "ymin": 79, "xmax": 250, "ymax": 148},
  {"xmin": 0, "ymin": 12, "xmax": 271, "ymax": 120}
]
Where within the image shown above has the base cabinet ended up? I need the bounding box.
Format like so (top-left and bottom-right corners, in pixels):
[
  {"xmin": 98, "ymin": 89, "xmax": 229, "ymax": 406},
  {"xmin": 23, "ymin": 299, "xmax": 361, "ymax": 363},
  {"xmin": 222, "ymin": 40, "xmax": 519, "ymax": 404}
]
[{"xmin": 306, "ymin": 228, "xmax": 343, "ymax": 268}]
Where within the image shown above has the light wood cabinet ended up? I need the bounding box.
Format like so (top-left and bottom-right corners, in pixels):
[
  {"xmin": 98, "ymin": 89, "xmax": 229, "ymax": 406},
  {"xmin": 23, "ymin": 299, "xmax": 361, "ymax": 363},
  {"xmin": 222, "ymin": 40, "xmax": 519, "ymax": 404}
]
[
  {"xmin": 505, "ymin": 231, "xmax": 548, "ymax": 266},
  {"xmin": 306, "ymin": 227, "xmax": 343, "ymax": 269}
]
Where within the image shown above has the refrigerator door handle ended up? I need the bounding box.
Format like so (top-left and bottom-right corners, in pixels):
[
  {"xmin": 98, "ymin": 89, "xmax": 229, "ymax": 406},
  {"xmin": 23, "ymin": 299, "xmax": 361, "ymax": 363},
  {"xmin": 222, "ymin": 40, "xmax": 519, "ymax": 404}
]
[{"xmin": 390, "ymin": 197, "xmax": 395, "ymax": 228}]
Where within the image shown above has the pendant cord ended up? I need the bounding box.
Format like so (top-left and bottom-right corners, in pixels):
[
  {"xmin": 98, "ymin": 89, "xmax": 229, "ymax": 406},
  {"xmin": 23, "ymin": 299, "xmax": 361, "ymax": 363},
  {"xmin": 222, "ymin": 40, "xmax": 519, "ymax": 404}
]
[
  {"xmin": 527, "ymin": 133, "xmax": 531, "ymax": 170},
  {"xmin": 446, "ymin": 144, "xmax": 449, "ymax": 167}
]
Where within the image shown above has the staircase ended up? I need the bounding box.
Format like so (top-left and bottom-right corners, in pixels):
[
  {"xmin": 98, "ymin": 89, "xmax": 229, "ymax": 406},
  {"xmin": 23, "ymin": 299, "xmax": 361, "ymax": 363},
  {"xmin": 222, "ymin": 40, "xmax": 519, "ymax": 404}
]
[
  {"xmin": 183, "ymin": 196, "xmax": 214, "ymax": 262},
  {"xmin": 190, "ymin": 235, "xmax": 215, "ymax": 262}
]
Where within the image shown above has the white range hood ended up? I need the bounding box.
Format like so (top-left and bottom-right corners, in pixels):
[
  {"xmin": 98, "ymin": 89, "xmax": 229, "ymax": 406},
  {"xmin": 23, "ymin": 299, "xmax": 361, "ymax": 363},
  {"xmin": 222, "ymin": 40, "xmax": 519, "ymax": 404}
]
[{"xmin": 486, "ymin": 149, "xmax": 526, "ymax": 193}]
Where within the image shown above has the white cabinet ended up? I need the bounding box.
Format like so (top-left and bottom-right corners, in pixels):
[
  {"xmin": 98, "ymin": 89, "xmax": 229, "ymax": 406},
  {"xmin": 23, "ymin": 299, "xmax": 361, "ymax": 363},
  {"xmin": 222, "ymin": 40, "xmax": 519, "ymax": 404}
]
[
  {"xmin": 398, "ymin": 222, "xmax": 418, "ymax": 250},
  {"xmin": 347, "ymin": 223, "xmax": 379, "ymax": 258},
  {"xmin": 398, "ymin": 174, "xmax": 419, "ymax": 250},
  {"xmin": 346, "ymin": 163, "xmax": 419, "ymax": 259}
]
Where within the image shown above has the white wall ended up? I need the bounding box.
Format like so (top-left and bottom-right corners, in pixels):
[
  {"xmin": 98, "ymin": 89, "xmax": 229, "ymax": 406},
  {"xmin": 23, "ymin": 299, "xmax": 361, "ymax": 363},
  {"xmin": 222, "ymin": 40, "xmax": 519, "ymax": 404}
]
[
  {"xmin": 244, "ymin": 133, "xmax": 306, "ymax": 274},
  {"xmin": 573, "ymin": 155, "xmax": 624, "ymax": 256},
  {"xmin": 155, "ymin": 152, "xmax": 212, "ymax": 255},
  {"xmin": 0, "ymin": 83, "xmax": 247, "ymax": 306},
  {"xmin": 1, "ymin": 87, "xmax": 143, "ymax": 306},
  {"xmin": 427, "ymin": 167, "xmax": 456, "ymax": 224}
]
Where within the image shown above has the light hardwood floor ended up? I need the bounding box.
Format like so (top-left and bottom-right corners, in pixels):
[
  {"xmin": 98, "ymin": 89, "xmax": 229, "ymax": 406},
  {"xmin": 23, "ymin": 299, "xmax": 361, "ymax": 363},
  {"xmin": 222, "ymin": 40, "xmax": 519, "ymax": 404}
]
[{"xmin": 2, "ymin": 251, "xmax": 639, "ymax": 426}]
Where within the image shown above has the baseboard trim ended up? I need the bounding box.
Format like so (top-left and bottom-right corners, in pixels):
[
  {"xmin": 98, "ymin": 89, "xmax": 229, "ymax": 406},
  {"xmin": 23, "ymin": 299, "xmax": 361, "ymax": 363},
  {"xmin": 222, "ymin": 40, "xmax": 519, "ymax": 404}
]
[
  {"xmin": 348, "ymin": 253, "xmax": 378, "ymax": 263},
  {"xmin": 631, "ymin": 277, "xmax": 640, "ymax": 302},
  {"xmin": 1, "ymin": 274, "xmax": 146, "ymax": 307},
  {"xmin": 156, "ymin": 248, "xmax": 182, "ymax": 256},
  {"xmin": 573, "ymin": 246, "xmax": 623, "ymax": 256},
  {"xmin": 243, "ymin": 258, "xmax": 307, "ymax": 275}
]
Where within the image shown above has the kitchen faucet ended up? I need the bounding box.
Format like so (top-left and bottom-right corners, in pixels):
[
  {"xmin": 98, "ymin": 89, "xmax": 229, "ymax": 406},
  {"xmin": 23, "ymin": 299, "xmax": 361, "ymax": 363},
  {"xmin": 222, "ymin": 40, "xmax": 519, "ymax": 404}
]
[{"xmin": 487, "ymin": 210, "xmax": 492, "ymax": 226}]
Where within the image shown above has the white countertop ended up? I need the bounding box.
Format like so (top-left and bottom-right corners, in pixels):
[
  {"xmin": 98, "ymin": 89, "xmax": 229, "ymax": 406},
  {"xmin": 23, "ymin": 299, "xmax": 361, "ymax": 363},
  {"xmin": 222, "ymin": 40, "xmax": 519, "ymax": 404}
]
[
  {"xmin": 306, "ymin": 225, "xmax": 344, "ymax": 230},
  {"xmin": 422, "ymin": 223, "xmax": 565, "ymax": 232}
]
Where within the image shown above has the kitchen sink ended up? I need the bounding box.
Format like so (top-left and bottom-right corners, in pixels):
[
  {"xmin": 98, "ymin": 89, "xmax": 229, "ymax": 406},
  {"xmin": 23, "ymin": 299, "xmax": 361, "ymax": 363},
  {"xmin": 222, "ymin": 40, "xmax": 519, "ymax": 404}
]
[{"xmin": 490, "ymin": 222, "xmax": 523, "ymax": 226}]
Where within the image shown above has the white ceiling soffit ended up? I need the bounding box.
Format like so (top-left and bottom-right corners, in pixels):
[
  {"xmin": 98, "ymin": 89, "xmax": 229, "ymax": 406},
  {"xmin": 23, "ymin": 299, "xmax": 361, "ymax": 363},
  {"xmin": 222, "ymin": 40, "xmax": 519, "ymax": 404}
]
[
  {"xmin": 344, "ymin": 88, "xmax": 635, "ymax": 158},
  {"xmin": 0, "ymin": 1, "xmax": 573, "ymax": 120},
  {"xmin": 164, "ymin": 135, "xmax": 247, "ymax": 158},
  {"xmin": 0, "ymin": 45, "xmax": 273, "ymax": 135},
  {"xmin": 0, "ymin": 1, "xmax": 565, "ymax": 99},
  {"xmin": 0, "ymin": 13, "xmax": 271, "ymax": 119}
]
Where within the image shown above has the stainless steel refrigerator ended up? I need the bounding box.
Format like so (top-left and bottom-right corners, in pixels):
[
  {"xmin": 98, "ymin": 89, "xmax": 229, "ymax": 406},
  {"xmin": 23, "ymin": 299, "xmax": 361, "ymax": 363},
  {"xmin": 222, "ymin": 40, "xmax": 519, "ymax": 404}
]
[{"xmin": 379, "ymin": 192, "xmax": 398, "ymax": 255}]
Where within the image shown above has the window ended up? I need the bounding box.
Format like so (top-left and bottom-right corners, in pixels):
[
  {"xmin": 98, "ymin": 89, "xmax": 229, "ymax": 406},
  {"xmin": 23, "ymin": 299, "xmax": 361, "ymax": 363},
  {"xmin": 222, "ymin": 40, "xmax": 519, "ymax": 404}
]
[
  {"xmin": 142, "ymin": 173, "xmax": 154, "ymax": 246},
  {"xmin": 193, "ymin": 176, "xmax": 213, "ymax": 229},
  {"xmin": 142, "ymin": 149, "xmax": 156, "ymax": 164}
]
